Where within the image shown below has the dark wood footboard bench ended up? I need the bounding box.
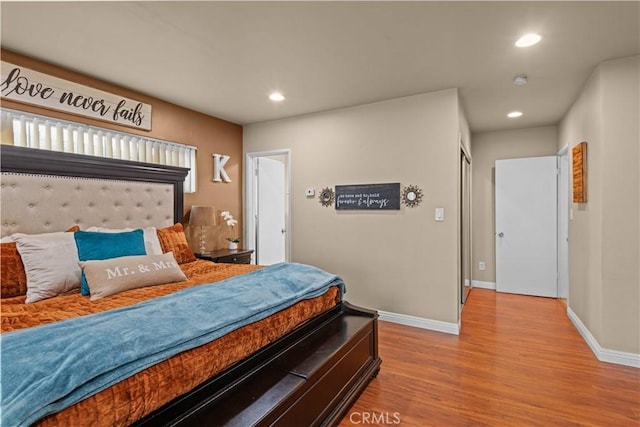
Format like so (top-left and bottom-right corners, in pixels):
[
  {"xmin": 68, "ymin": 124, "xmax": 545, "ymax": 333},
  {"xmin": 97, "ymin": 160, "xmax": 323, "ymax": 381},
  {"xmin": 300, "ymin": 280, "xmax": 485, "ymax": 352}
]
[{"xmin": 134, "ymin": 302, "xmax": 381, "ymax": 427}]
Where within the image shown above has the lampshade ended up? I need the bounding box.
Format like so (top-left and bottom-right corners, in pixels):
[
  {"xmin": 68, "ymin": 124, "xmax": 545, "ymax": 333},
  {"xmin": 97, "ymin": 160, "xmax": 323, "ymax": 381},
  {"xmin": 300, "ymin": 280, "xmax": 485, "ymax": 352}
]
[{"xmin": 189, "ymin": 206, "xmax": 217, "ymax": 226}]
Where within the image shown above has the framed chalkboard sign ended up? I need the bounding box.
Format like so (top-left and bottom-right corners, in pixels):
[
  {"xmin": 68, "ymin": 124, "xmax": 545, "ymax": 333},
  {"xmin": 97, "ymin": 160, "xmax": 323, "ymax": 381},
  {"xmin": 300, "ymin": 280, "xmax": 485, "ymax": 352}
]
[{"xmin": 335, "ymin": 183, "xmax": 400, "ymax": 210}]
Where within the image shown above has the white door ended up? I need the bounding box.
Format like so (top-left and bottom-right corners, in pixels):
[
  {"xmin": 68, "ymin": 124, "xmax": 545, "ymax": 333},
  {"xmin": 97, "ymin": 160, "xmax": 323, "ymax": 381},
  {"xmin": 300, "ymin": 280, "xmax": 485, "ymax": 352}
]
[
  {"xmin": 256, "ymin": 157, "xmax": 286, "ymax": 265},
  {"xmin": 495, "ymin": 156, "xmax": 558, "ymax": 297}
]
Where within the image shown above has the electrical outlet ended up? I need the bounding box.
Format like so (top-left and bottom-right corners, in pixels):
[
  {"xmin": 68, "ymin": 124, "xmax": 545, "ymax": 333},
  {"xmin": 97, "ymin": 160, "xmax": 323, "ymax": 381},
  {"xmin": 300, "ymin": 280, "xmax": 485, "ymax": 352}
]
[{"xmin": 479, "ymin": 261, "xmax": 486, "ymax": 271}]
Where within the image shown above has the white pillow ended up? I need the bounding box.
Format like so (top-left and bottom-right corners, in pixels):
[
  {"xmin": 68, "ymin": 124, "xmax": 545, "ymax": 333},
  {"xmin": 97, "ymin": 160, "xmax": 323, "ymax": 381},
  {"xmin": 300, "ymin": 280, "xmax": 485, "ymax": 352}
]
[
  {"xmin": 13, "ymin": 232, "xmax": 82, "ymax": 303},
  {"xmin": 86, "ymin": 226, "xmax": 162, "ymax": 255}
]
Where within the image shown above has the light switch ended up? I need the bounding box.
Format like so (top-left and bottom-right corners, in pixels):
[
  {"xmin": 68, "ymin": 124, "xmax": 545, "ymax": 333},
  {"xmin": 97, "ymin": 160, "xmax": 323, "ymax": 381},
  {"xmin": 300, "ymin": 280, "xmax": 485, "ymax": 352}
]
[
  {"xmin": 435, "ymin": 207, "xmax": 444, "ymax": 221},
  {"xmin": 305, "ymin": 188, "xmax": 315, "ymax": 197}
]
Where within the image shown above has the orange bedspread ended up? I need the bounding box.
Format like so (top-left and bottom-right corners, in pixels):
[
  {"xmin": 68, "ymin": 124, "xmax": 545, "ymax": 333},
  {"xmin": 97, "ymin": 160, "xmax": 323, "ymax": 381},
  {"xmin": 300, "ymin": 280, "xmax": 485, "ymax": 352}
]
[
  {"xmin": 0, "ymin": 260, "xmax": 341, "ymax": 426},
  {"xmin": 1, "ymin": 261, "xmax": 257, "ymax": 332}
]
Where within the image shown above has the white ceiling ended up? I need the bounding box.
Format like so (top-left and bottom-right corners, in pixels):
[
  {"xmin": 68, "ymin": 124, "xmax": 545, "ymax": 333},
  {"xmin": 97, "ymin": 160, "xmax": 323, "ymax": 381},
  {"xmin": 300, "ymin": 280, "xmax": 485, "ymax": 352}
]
[{"xmin": 1, "ymin": 2, "xmax": 638, "ymax": 132}]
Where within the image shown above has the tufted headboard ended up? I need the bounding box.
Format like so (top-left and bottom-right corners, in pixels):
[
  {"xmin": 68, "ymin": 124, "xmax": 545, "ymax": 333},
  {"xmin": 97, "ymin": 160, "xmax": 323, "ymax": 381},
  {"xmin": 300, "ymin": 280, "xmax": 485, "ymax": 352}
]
[{"xmin": 0, "ymin": 145, "xmax": 189, "ymax": 237}]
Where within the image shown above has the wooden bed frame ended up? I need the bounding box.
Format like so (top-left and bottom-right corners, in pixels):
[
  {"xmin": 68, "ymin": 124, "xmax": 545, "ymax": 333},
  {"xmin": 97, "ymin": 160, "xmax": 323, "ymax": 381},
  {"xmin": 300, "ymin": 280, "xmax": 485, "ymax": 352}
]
[{"xmin": 1, "ymin": 145, "xmax": 381, "ymax": 426}]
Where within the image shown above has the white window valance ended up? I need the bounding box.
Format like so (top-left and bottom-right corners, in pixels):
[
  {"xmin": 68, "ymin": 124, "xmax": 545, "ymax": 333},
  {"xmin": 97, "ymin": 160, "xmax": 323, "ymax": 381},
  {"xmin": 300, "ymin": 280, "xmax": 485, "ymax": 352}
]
[{"xmin": 0, "ymin": 109, "xmax": 197, "ymax": 193}]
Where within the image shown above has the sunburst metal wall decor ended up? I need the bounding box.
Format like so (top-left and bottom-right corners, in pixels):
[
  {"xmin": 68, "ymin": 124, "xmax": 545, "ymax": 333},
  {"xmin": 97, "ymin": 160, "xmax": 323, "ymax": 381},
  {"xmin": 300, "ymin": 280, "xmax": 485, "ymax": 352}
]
[
  {"xmin": 401, "ymin": 185, "xmax": 423, "ymax": 208},
  {"xmin": 318, "ymin": 187, "xmax": 335, "ymax": 207}
]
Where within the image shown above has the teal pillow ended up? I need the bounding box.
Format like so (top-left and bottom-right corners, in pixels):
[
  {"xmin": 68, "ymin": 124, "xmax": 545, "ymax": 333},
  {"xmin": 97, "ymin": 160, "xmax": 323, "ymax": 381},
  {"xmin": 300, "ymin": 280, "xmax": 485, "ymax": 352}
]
[{"xmin": 74, "ymin": 229, "xmax": 146, "ymax": 295}]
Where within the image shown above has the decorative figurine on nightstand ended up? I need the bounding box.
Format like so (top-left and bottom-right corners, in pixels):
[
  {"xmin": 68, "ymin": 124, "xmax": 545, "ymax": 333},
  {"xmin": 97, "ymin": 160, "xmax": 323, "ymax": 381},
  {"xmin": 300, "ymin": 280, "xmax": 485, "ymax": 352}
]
[{"xmin": 221, "ymin": 211, "xmax": 241, "ymax": 250}]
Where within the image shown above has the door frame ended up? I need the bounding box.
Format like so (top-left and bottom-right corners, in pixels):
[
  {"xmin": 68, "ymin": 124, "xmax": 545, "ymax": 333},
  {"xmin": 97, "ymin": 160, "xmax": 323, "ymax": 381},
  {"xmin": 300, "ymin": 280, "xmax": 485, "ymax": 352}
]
[
  {"xmin": 244, "ymin": 149, "xmax": 292, "ymax": 263},
  {"xmin": 460, "ymin": 144, "xmax": 472, "ymax": 305},
  {"xmin": 557, "ymin": 145, "xmax": 570, "ymax": 300}
]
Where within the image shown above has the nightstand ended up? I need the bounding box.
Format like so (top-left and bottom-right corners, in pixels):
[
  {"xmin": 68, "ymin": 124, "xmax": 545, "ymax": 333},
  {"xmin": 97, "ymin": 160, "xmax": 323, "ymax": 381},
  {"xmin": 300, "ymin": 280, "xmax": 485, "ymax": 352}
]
[{"xmin": 196, "ymin": 248, "xmax": 254, "ymax": 264}]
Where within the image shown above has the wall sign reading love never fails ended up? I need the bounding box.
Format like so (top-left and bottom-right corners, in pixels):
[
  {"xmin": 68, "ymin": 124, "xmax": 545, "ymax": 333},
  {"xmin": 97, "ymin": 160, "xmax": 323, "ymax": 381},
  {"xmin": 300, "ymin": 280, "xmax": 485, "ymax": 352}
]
[{"xmin": 0, "ymin": 61, "xmax": 152, "ymax": 131}]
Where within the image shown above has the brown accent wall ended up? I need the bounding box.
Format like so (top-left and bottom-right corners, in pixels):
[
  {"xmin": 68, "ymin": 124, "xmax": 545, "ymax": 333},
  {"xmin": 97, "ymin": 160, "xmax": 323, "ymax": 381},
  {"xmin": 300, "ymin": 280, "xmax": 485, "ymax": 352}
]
[{"xmin": 0, "ymin": 49, "xmax": 242, "ymax": 251}]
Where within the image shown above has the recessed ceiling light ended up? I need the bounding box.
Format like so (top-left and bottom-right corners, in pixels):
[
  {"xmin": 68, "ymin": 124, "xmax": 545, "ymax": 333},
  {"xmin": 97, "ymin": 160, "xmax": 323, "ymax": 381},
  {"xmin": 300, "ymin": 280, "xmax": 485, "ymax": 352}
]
[
  {"xmin": 515, "ymin": 33, "xmax": 541, "ymax": 48},
  {"xmin": 513, "ymin": 75, "xmax": 528, "ymax": 86},
  {"xmin": 269, "ymin": 92, "xmax": 285, "ymax": 102},
  {"xmin": 507, "ymin": 111, "xmax": 524, "ymax": 118}
]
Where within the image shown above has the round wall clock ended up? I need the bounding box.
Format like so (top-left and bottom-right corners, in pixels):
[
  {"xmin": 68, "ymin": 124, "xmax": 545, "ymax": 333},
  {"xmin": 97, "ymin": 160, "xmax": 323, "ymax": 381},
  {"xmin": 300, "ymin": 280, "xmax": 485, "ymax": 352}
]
[
  {"xmin": 318, "ymin": 187, "xmax": 335, "ymax": 207},
  {"xmin": 401, "ymin": 185, "xmax": 423, "ymax": 208}
]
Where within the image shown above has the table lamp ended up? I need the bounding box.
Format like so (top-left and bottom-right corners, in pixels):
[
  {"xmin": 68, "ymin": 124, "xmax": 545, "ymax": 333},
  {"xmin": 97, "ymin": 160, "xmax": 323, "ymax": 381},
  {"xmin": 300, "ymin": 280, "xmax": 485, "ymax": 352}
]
[{"xmin": 189, "ymin": 206, "xmax": 216, "ymax": 254}]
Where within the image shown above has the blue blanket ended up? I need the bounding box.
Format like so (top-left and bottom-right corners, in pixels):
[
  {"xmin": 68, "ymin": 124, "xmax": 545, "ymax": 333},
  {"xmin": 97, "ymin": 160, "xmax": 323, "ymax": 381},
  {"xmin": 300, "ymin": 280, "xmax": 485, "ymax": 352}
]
[{"xmin": 0, "ymin": 262, "xmax": 344, "ymax": 427}]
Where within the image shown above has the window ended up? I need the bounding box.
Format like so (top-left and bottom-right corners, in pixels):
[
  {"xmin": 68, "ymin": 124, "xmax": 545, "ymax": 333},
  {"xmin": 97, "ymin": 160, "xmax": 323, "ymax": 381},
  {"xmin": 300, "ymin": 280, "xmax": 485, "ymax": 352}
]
[{"xmin": 0, "ymin": 109, "xmax": 197, "ymax": 192}]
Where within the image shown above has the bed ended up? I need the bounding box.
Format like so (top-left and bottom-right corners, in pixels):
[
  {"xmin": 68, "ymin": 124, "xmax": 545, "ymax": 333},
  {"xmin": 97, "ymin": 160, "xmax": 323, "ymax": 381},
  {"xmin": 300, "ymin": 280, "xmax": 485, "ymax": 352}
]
[{"xmin": 0, "ymin": 145, "xmax": 381, "ymax": 426}]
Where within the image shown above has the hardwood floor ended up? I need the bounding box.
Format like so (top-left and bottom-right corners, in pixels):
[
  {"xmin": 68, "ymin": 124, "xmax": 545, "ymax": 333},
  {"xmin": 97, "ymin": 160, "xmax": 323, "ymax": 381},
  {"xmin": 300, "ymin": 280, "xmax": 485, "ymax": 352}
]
[{"xmin": 339, "ymin": 288, "xmax": 640, "ymax": 426}]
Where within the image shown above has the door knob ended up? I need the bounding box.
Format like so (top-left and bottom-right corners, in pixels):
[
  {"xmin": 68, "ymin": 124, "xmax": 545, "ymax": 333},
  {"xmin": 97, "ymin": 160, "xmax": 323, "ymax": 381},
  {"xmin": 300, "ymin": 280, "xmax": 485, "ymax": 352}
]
[{"xmin": 498, "ymin": 232, "xmax": 504, "ymax": 238}]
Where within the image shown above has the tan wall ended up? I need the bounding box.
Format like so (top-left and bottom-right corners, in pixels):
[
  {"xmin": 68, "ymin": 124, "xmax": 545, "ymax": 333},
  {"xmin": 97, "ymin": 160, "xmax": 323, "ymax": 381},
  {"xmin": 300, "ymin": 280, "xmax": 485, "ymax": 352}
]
[
  {"xmin": 0, "ymin": 49, "xmax": 243, "ymax": 251},
  {"xmin": 459, "ymin": 101, "xmax": 471, "ymax": 153},
  {"xmin": 245, "ymin": 90, "xmax": 463, "ymax": 324},
  {"xmin": 471, "ymin": 126, "xmax": 559, "ymax": 284},
  {"xmin": 600, "ymin": 56, "xmax": 640, "ymax": 353},
  {"xmin": 558, "ymin": 68, "xmax": 604, "ymax": 344},
  {"xmin": 559, "ymin": 55, "xmax": 639, "ymax": 353}
]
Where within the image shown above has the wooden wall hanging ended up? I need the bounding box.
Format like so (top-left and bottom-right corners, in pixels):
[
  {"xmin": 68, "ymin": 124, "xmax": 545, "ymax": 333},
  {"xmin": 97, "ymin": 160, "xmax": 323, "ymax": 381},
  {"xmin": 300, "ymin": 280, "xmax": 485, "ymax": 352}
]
[{"xmin": 572, "ymin": 141, "xmax": 587, "ymax": 203}]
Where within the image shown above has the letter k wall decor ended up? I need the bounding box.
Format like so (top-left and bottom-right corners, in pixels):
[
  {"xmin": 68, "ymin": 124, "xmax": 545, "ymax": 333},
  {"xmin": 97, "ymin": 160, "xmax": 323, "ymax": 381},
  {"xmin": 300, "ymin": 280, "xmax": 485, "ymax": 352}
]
[{"xmin": 212, "ymin": 153, "xmax": 231, "ymax": 183}]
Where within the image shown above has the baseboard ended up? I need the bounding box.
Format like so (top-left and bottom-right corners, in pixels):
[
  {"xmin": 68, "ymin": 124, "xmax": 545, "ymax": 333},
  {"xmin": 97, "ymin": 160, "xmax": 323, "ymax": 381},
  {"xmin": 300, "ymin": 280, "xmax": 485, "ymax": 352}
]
[
  {"xmin": 471, "ymin": 280, "xmax": 496, "ymax": 290},
  {"xmin": 567, "ymin": 307, "xmax": 640, "ymax": 369},
  {"xmin": 378, "ymin": 310, "xmax": 459, "ymax": 335}
]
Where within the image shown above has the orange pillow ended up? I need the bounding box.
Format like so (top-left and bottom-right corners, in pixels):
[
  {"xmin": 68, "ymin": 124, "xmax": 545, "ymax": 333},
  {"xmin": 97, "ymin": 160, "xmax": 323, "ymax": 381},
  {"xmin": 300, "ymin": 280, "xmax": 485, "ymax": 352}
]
[
  {"xmin": 0, "ymin": 225, "xmax": 80, "ymax": 298},
  {"xmin": 1, "ymin": 242, "xmax": 27, "ymax": 298},
  {"xmin": 156, "ymin": 223, "xmax": 197, "ymax": 264}
]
